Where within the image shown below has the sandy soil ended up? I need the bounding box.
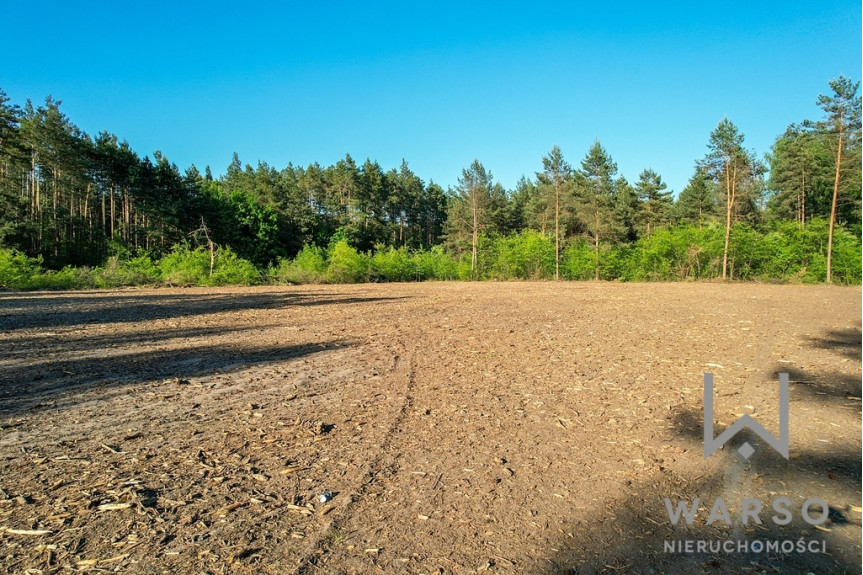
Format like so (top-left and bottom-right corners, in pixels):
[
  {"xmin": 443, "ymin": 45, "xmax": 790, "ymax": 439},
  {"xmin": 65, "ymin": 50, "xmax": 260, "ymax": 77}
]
[{"xmin": 0, "ymin": 282, "xmax": 860, "ymax": 574}]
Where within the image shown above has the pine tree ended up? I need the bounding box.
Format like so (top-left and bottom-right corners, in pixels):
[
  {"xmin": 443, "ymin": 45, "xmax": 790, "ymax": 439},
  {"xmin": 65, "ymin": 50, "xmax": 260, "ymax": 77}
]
[
  {"xmin": 767, "ymin": 126, "xmax": 829, "ymax": 225},
  {"xmin": 447, "ymin": 160, "xmax": 495, "ymax": 274},
  {"xmin": 817, "ymin": 76, "xmax": 862, "ymax": 283},
  {"xmin": 0, "ymin": 88, "xmax": 24, "ymax": 246},
  {"xmin": 676, "ymin": 167, "xmax": 717, "ymax": 228},
  {"xmin": 613, "ymin": 175, "xmax": 639, "ymax": 242},
  {"xmin": 577, "ymin": 141, "xmax": 619, "ymax": 280},
  {"xmin": 698, "ymin": 119, "xmax": 762, "ymax": 280},
  {"xmin": 537, "ymin": 145, "xmax": 572, "ymax": 279},
  {"xmin": 634, "ymin": 168, "xmax": 673, "ymax": 238}
]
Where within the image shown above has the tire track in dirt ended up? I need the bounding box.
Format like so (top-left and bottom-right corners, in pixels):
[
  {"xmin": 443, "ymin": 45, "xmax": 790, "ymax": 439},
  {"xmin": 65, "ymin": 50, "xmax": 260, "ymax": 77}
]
[
  {"xmin": 294, "ymin": 293, "xmax": 463, "ymax": 571},
  {"xmin": 295, "ymin": 337, "xmax": 420, "ymax": 574}
]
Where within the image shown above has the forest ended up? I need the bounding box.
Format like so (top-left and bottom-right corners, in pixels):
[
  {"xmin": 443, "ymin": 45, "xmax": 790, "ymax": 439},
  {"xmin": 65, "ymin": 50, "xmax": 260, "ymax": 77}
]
[{"xmin": 0, "ymin": 77, "xmax": 860, "ymax": 288}]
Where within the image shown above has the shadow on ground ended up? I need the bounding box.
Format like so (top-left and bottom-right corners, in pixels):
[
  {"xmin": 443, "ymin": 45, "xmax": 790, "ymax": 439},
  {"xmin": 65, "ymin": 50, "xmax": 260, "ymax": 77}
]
[
  {"xmin": 0, "ymin": 290, "xmax": 406, "ymax": 330},
  {"xmin": 805, "ymin": 327, "xmax": 863, "ymax": 362},
  {"xmin": 540, "ymin": 327, "xmax": 862, "ymax": 574},
  {"xmin": 539, "ymin": 419, "xmax": 861, "ymax": 574},
  {"xmin": 0, "ymin": 290, "xmax": 400, "ymax": 417},
  {"xmin": 0, "ymin": 338, "xmax": 357, "ymax": 417}
]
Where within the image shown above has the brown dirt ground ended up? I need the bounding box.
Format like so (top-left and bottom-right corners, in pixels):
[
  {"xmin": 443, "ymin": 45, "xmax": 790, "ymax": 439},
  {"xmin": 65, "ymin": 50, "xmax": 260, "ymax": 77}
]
[{"xmin": 0, "ymin": 282, "xmax": 860, "ymax": 575}]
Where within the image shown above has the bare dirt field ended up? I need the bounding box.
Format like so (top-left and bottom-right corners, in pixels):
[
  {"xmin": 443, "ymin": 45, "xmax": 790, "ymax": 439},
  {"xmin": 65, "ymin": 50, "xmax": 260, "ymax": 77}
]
[{"xmin": 0, "ymin": 282, "xmax": 860, "ymax": 574}]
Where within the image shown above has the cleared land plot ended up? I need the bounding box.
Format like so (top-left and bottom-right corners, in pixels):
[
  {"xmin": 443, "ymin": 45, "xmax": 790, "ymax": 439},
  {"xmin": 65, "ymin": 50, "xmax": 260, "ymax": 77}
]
[{"xmin": 0, "ymin": 282, "xmax": 860, "ymax": 574}]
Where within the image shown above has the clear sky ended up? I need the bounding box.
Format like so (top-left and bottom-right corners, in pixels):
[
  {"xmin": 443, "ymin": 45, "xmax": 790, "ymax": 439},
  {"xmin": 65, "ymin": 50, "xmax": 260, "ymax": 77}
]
[{"xmin": 2, "ymin": 1, "xmax": 860, "ymax": 194}]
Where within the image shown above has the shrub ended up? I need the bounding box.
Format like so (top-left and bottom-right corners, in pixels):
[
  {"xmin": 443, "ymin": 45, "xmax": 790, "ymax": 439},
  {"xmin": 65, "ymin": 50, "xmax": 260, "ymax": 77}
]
[
  {"xmin": 414, "ymin": 246, "xmax": 459, "ymax": 281},
  {"xmin": 598, "ymin": 244, "xmax": 632, "ymax": 281},
  {"xmin": 629, "ymin": 226, "xmax": 709, "ymax": 281},
  {"xmin": 622, "ymin": 224, "xmax": 725, "ymax": 281},
  {"xmin": 208, "ymin": 247, "xmax": 260, "ymax": 286},
  {"xmin": 294, "ymin": 245, "xmax": 328, "ymax": 275},
  {"xmin": 0, "ymin": 248, "xmax": 44, "ymax": 289},
  {"xmin": 40, "ymin": 266, "xmax": 95, "ymax": 290},
  {"xmin": 268, "ymin": 245, "xmax": 328, "ymax": 284},
  {"xmin": 94, "ymin": 255, "xmax": 160, "ymax": 288},
  {"xmin": 371, "ymin": 246, "xmax": 417, "ymax": 282},
  {"xmin": 456, "ymin": 252, "xmax": 476, "ymax": 281},
  {"xmin": 561, "ymin": 241, "xmax": 596, "ymax": 280},
  {"xmin": 158, "ymin": 245, "xmax": 211, "ymax": 285},
  {"xmin": 327, "ymin": 240, "xmax": 369, "ymax": 283},
  {"xmin": 485, "ymin": 230, "xmax": 555, "ymax": 280},
  {"xmin": 159, "ymin": 245, "xmax": 260, "ymax": 286},
  {"xmin": 829, "ymin": 224, "xmax": 862, "ymax": 285},
  {"xmin": 0, "ymin": 249, "xmax": 97, "ymax": 290}
]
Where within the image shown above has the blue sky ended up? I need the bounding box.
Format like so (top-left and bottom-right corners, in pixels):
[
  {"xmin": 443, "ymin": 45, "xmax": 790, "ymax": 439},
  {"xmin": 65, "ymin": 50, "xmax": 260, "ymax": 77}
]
[{"xmin": 2, "ymin": 1, "xmax": 860, "ymax": 194}]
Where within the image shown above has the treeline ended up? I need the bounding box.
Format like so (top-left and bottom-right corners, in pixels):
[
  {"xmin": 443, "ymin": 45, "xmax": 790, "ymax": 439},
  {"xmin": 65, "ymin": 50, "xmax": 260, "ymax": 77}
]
[
  {"xmin": 0, "ymin": 76, "xmax": 860, "ymax": 287},
  {"xmin": 0, "ymin": 91, "xmax": 448, "ymax": 268},
  {"xmin": 2, "ymin": 220, "xmax": 859, "ymax": 289}
]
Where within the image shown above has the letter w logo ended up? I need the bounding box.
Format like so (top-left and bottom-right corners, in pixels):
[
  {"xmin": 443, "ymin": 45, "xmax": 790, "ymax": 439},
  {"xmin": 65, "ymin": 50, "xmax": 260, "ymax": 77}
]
[{"xmin": 703, "ymin": 373, "xmax": 789, "ymax": 460}]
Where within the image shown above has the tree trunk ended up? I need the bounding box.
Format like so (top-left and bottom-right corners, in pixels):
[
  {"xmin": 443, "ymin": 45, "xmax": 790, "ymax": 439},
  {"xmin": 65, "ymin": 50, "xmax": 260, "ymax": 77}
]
[
  {"xmin": 209, "ymin": 238, "xmax": 215, "ymax": 276},
  {"xmin": 123, "ymin": 187, "xmax": 130, "ymax": 243},
  {"xmin": 646, "ymin": 203, "xmax": 652, "ymax": 240},
  {"xmin": 101, "ymin": 188, "xmax": 106, "ymax": 236},
  {"xmin": 30, "ymin": 150, "xmax": 37, "ymax": 220},
  {"xmin": 721, "ymin": 159, "xmax": 736, "ymax": 280},
  {"xmin": 471, "ymin": 195, "xmax": 478, "ymax": 274},
  {"xmin": 555, "ymin": 185, "xmax": 560, "ymax": 280},
  {"xmin": 800, "ymin": 167, "xmax": 806, "ymax": 227},
  {"xmin": 826, "ymin": 127, "xmax": 843, "ymax": 284},
  {"xmin": 52, "ymin": 168, "xmax": 59, "ymax": 258},
  {"xmin": 110, "ymin": 184, "xmax": 115, "ymax": 239},
  {"xmin": 30, "ymin": 149, "xmax": 42, "ymax": 251},
  {"xmin": 721, "ymin": 162, "xmax": 730, "ymax": 280},
  {"xmin": 594, "ymin": 210, "xmax": 600, "ymax": 281}
]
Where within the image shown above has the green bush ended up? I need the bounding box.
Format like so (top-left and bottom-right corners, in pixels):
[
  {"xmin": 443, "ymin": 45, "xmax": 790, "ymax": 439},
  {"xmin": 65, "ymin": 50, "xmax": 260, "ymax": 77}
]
[
  {"xmin": 726, "ymin": 223, "xmax": 767, "ymax": 280},
  {"xmin": 94, "ymin": 255, "xmax": 160, "ymax": 288},
  {"xmin": 371, "ymin": 246, "xmax": 417, "ymax": 282},
  {"xmin": 0, "ymin": 248, "xmax": 44, "ymax": 289},
  {"xmin": 456, "ymin": 252, "xmax": 477, "ymax": 281},
  {"xmin": 295, "ymin": 245, "xmax": 328, "ymax": 275},
  {"xmin": 327, "ymin": 240, "xmax": 369, "ymax": 283},
  {"xmin": 159, "ymin": 245, "xmax": 260, "ymax": 286},
  {"xmin": 268, "ymin": 245, "xmax": 328, "ymax": 284},
  {"xmin": 40, "ymin": 266, "xmax": 95, "ymax": 290},
  {"xmin": 2, "ymin": 217, "xmax": 859, "ymax": 288},
  {"xmin": 598, "ymin": 244, "xmax": 632, "ymax": 281},
  {"xmin": 208, "ymin": 248, "xmax": 260, "ymax": 285},
  {"xmin": 414, "ymin": 246, "xmax": 459, "ymax": 280},
  {"xmin": 826, "ymin": 222, "xmax": 862, "ymax": 285},
  {"xmin": 158, "ymin": 245, "xmax": 211, "ymax": 285},
  {"xmin": 627, "ymin": 225, "xmax": 723, "ymax": 281},
  {"xmin": 561, "ymin": 241, "xmax": 596, "ymax": 280},
  {"xmin": 627, "ymin": 231, "xmax": 672, "ymax": 281},
  {"xmin": 0, "ymin": 249, "xmax": 97, "ymax": 290},
  {"xmin": 485, "ymin": 230, "xmax": 555, "ymax": 280}
]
